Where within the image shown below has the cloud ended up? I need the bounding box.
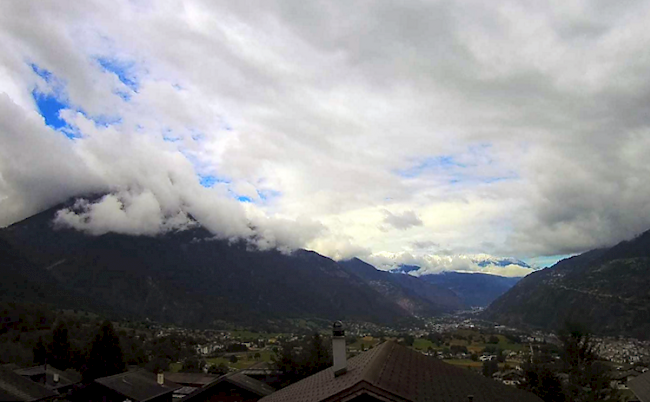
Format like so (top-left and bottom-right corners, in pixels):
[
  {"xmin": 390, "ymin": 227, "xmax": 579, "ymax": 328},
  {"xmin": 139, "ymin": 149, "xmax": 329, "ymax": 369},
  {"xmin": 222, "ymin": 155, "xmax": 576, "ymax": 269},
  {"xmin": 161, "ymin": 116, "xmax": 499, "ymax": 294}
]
[
  {"xmin": 382, "ymin": 210, "xmax": 423, "ymax": 230},
  {"xmin": 1, "ymin": 0, "xmax": 650, "ymax": 265},
  {"xmin": 366, "ymin": 252, "xmax": 534, "ymax": 278}
]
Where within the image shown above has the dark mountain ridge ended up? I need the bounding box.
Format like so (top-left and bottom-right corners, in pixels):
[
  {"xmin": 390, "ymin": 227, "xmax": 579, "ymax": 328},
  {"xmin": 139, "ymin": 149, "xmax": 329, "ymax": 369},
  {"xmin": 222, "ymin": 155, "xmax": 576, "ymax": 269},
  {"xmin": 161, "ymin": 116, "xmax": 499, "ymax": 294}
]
[
  {"xmin": 389, "ymin": 265, "xmax": 521, "ymax": 308},
  {"xmin": 483, "ymin": 230, "xmax": 650, "ymax": 338},
  {"xmin": 339, "ymin": 258, "xmax": 463, "ymax": 314},
  {"xmin": 0, "ymin": 200, "xmax": 462, "ymax": 328}
]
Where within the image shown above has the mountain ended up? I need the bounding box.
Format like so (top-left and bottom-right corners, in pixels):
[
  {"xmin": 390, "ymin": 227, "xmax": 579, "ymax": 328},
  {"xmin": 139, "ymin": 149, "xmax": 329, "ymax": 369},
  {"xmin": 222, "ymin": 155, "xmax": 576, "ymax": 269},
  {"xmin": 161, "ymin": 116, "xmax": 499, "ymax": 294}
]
[
  {"xmin": 417, "ymin": 272, "xmax": 521, "ymax": 307},
  {"xmin": 338, "ymin": 258, "xmax": 463, "ymax": 314},
  {"xmin": 483, "ymin": 230, "xmax": 650, "ymax": 338},
  {"xmin": 389, "ymin": 265, "xmax": 521, "ymax": 308},
  {"xmin": 0, "ymin": 237, "xmax": 115, "ymax": 314},
  {"xmin": 0, "ymin": 200, "xmax": 453, "ymax": 329}
]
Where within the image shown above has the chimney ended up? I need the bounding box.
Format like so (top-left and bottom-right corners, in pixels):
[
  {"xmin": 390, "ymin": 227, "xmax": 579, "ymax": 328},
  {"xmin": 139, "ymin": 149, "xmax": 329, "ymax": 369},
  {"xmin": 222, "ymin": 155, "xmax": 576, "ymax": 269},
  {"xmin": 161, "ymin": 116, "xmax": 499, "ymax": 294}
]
[
  {"xmin": 332, "ymin": 321, "xmax": 347, "ymax": 377},
  {"xmin": 157, "ymin": 372, "xmax": 164, "ymax": 385},
  {"xmin": 53, "ymin": 373, "xmax": 59, "ymax": 384}
]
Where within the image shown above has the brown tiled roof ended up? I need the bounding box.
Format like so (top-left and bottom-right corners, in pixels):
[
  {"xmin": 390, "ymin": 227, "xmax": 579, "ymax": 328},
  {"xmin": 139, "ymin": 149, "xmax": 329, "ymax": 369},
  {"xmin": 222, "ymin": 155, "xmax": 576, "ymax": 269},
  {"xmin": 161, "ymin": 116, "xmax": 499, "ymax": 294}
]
[
  {"xmin": 0, "ymin": 367, "xmax": 56, "ymax": 401},
  {"xmin": 182, "ymin": 372, "xmax": 275, "ymax": 401},
  {"xmin": 629, "ymin": 371, "xmax": 650, "ymax": 402},
  {"xmin": 260, "ymin": 341, "xmax": 543, "ymax": 402},
  {"xmin": 94, "ymin": 370, "xmax": 181, "ymax": 402}
]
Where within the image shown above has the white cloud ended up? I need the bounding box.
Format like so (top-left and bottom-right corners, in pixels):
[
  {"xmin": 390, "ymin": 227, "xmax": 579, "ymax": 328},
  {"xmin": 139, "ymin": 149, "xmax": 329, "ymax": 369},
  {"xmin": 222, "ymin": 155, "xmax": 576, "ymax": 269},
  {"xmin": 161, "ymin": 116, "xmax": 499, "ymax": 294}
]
[{"xmin": 1, "ymin": 0, "xmax": 650, "ymax": 266}]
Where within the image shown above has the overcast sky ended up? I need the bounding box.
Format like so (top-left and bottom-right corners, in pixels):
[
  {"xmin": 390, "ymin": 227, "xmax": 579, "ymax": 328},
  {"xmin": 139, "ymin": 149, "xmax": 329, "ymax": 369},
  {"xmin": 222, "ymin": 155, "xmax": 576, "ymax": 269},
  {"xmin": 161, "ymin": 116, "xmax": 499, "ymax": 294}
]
[{"xmin": 1, "ymin": 0, "xmax": 649, "ymax": 277}]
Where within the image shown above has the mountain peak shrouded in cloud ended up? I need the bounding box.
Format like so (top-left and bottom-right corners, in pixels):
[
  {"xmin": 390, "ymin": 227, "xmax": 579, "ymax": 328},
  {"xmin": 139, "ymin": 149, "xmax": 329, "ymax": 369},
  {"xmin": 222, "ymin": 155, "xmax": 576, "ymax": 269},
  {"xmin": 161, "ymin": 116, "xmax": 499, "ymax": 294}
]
[{"xmin": 2, "ymin": 1, "xmax": 650, "ymax": 262}]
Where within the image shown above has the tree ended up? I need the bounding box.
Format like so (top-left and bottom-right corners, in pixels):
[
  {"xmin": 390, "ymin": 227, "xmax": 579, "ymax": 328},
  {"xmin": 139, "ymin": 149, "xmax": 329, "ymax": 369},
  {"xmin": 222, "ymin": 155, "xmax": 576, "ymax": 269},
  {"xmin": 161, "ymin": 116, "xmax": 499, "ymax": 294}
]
[
  {"xmin": 273, "ymin": 333, "xmax": 332, "ymax": 387},
  {"xmin": 208, "ymin": 362, "xmax": 229, "ymax": 375},
  {"xmin": 181, "ymin": 357, "xmax": 205, "ymax": 373},
  {"xmin": 496, "ymin": 349, "xmax": 506, "ymax": 363},
  {"xmin": 399, "ymin": 334, "xmax": 415, "ymax": 347},
  {"xmin": 145, "ymin": 356, "xmax": 171, "ymax": 373},
  {"xmin": 254, "ymin": 352, "xmax": 261, "ymax": 360},
  {"xmin": 84, "ymin": 321, "xmax": 126, "ymax": 381},
  {"xmin": 519, "ymin": 358, "xmax": 565, "ymax": 402},
  {"xmin": 470, "ymin": 353, "xmax": 478, "ymax": 361},
  {"xmin": 488, "ymin": 335, "xmax": 500, "ymax": 344},
  {"xmin": 51, "ymin": 322, "xmax": 71, "ymax": 370},
  {"xmin": 558, "ymin": 322, "xmax": 617, "ymax": 402},
  {"xmin": 305, "ymin": 333, "xmax": 330, "ymax": 376},
  {"xmin": 229, "ymin": 355, "xmax": 238, "ymax": 364},
  {"xmin": 33, "ymin": 336, "xmax": 48, "ymax": 365},
  {"xmin": 482, "ymin": 359, "xmax": 498, "ymax": 378}
]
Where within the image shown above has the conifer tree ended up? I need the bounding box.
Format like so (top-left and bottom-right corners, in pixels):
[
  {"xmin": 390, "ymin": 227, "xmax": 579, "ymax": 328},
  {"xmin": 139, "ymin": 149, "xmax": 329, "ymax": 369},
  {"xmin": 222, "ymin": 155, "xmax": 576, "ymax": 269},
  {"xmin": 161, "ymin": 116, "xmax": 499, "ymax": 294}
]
[
  {"xmin": 33, "ymin": 336, "xmax": 47, "ymax": 365},
  {"xmin": 51, "ymin": 322, "xmax": 71, "ymax": 370},
  {"xmin": 84, "ymin": 320, "xmax": 126, "ymax": 381}
]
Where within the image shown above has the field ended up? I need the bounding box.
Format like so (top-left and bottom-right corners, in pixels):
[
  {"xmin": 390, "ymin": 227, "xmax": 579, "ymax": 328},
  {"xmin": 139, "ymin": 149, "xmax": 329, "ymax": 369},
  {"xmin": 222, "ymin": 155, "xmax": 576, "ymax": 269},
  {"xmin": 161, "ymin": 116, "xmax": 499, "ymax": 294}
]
[
  {"xmin": 412, "ymin": 329, "xmax": 526, "ymax": 354},
  {"xmin": 168, "ymin": 348, "xmax": 275, "ymax": 372}
]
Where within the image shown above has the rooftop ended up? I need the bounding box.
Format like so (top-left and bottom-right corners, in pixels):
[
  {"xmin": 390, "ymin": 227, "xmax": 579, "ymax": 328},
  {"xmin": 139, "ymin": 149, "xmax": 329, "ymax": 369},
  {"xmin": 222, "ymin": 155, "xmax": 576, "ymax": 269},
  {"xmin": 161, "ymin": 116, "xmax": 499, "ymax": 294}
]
[
  {"xmin": 94, "ymin": 370, "xmax": 181, "ymax": 402},
  {"xmin": 14, "ymin": 366, "xmax": 81, "ymax": 390},
  {"xmin": 182, "ymin": 372, "xmax": 275, "ymax": 401},
  {"xmin": 0, "ymin": 367, "xmax": 56, "ymax": 402},
  {"xmin": 260, "ymin": 341, "xmax": 543, "ymax": 402},
  {"xmin": 629, "ymin": 370, "xmax": 650, "ymax": 402}
]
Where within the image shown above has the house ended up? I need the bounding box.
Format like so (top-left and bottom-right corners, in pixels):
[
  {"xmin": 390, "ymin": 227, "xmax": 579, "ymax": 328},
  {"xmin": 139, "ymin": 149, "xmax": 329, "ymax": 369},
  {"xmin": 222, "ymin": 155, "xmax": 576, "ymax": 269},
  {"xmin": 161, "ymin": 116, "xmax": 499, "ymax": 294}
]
[
  {"xmin": 492, "ymin": 369, "xmax": 522, "ymax": 386},
  {"xmin": 610, "ymin": 369, "xmax": 640, "ymax": 390},
  {"xmin": 91, "ymin": 370, "xmax": 181, "ymax": 402},
  {"xmin": 14, "ymin": 365, "xmax": 82, "ymax": 395},
  {"xmin": 0, "ymin": 367, "xmax": 57, "ymax": 401},
  {"xmin": 239, "ymin": 362, "xmax": 281, "ymax": 387},
  {"xmin": 259, "ymin": 322, "xmax": 543, "ymax": 402},
  {"xmin": 182, "ymin": 372, "xmax": 275, "ymax": 402},
  {"xmin": 628, "ymin": 370, "xmax": 650, "ymax": 402}
]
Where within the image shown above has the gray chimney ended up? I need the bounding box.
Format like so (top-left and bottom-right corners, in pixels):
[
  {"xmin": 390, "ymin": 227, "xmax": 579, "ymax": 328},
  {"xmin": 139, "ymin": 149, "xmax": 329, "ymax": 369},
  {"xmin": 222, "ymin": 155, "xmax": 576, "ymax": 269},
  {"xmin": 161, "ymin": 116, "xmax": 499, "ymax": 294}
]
[
  {"xmin": 157, "ymin": 372, "xmax": 164, "ymax": 385},
  {"xmin": 332, "ymin": 321, "xmax": 347, "ymax": 377}
]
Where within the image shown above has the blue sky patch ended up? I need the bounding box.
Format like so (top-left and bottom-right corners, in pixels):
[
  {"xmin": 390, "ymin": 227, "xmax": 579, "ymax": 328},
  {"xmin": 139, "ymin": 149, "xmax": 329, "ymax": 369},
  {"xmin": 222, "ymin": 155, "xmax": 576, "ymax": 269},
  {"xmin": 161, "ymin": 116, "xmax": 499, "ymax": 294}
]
[
  {"xmin": 32, "ymin": 89, "xmax": 68, "ymax": 130},
  {"xmin": 97, "ymin": 57, "xmax": 139, "ymax": 91},
  {"xmin": 237, "ymin": 196, "xmax": 252, "ymax": 203},
  {"xmin": 199, "ymin": 175, "xmax": 230, "ymax": 187},
  {"xmin": 30, "ymin": 63, "xmax": 54, "ymax": 83}
]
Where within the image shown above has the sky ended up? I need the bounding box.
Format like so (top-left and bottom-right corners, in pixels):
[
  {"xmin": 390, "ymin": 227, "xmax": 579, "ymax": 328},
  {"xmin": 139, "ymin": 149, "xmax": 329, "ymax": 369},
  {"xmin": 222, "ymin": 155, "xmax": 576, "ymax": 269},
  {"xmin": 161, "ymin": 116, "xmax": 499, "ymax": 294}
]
[{"xmin": 1, "ymin": 1, "xmax": 650, "ymax": 277}]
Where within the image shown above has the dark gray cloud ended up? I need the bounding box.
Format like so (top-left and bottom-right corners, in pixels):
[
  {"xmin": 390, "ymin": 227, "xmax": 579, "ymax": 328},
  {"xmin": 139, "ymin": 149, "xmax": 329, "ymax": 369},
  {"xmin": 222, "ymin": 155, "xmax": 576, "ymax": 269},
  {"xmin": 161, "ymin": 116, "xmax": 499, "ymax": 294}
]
[{"xmin": 382, "ymin": 210, "xmax": 423, "ymax": 230}]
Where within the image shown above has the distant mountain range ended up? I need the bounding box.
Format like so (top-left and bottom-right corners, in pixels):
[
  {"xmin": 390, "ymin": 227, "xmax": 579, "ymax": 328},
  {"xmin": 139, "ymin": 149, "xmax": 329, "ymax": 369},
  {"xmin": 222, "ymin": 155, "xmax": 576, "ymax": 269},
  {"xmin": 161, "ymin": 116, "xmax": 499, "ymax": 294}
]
[
  {"xmin": 339, "ymin": 259, "xmax": 463, "ymax": 314},
  {"xmin": 483, "ymin": 230, "xmax": 650, "ymax": 338},
  {"xmin": 390, "ymin": 266, "xmax": 522, "ymax": 307},
  {"xmin": 0, "ymin": 199, "xmax": 466, "ymax": 329}
]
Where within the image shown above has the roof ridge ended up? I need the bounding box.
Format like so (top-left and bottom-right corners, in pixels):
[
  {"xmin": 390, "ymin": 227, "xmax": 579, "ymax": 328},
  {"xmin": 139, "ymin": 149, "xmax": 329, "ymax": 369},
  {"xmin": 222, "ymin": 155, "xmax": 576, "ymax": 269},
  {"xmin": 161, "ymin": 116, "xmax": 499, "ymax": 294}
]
[{"xmin": 360, "ymin": 340, "xmax": 394, "ymax": 386}]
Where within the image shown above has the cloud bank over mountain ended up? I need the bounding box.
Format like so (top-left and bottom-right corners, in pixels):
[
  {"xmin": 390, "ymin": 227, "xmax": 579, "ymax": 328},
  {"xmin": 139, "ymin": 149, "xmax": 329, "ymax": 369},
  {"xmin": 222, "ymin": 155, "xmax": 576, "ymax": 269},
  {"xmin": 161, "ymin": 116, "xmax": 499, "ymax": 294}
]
[{"xmin": 1, "ymin": 1, "xmax": 650, "ymax": 273}]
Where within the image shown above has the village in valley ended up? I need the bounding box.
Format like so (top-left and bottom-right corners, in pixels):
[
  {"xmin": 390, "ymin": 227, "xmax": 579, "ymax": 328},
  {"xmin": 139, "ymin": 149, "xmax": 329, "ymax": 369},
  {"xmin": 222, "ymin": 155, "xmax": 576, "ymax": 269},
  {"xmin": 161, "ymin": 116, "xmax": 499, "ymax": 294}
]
[{"xmin": 4, "ymin": 301, "xmax": 649, "ymax": 402}]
